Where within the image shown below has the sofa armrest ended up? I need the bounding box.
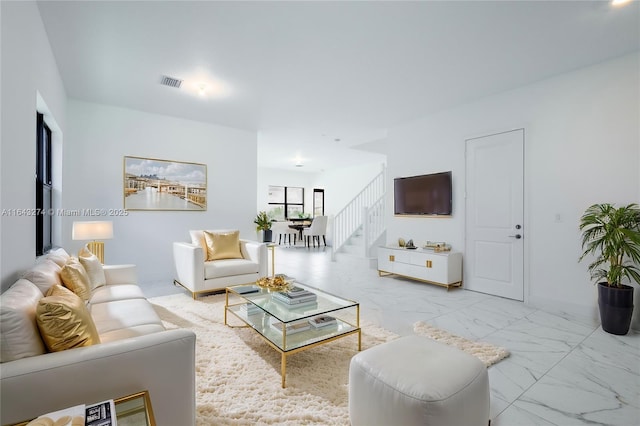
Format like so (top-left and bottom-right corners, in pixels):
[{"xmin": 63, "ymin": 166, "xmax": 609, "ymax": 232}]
[
  {"xmin": 103, "ymin": 264, "xmax": 137, "ymax": 285},
  {"xmin": 0, "ymin": 329, "xmax": 196, "ymax": 426},
  {"xmin": 173, "ymin": 242, "xmax": 204, "ymax": 292},
  {"xmin": 240, "ymin": 240, "xmax": 268, "ymax": 278}
]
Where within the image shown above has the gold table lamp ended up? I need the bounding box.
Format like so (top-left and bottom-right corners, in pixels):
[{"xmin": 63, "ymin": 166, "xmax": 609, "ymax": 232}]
[{"xmin": 72, "ymin": 221, "xmax": 114, "ymax": 264}]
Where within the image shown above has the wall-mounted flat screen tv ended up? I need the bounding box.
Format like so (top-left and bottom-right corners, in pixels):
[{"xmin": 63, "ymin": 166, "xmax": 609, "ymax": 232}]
[{"xmin": 394, "ymin": 171, "xmax": 452, "ymax": 216}]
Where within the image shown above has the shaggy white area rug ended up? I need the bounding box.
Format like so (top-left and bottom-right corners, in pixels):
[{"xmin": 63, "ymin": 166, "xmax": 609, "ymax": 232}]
[
  {"xmin": 149, "ymin": 294, "xmax": 510, "ymax": 425},
  {"xmin": 149, "ymin": 293, "xmax": 397, "ymax": 425},
  {"xmin": 413, "ymin": 320, "xmax": 510, "ymax": 367}
]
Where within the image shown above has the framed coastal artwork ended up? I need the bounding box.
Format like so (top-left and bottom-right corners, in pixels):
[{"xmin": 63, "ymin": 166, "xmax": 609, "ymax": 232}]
[{"xmin": 123, "ymin": 156, "xmax": 207, "ymax": 211}]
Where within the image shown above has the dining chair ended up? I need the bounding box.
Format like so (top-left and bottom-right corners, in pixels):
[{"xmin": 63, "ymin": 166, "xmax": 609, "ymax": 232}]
[
  {"xmin": 302, "ymin": 216, "xmax": 328, "ymax": 247},
  {"xmin": 271, "ymin": 221, "xmax": 297, "ymax": 245}
]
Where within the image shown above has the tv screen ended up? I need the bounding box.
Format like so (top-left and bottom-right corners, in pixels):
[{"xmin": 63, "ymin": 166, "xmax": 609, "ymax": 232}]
[{"xmin": 394, "ymin": 171, "xmax": 452, "ymax": 216}]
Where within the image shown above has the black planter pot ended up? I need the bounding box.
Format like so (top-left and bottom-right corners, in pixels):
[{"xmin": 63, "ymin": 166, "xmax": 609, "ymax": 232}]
[
  {"xmin": 597, "ymin": 282, "xmax": 634, "ymax": 335},
  {"xmin": 262, "ymin": 229, "xmax": 273, "ymax": 243}
]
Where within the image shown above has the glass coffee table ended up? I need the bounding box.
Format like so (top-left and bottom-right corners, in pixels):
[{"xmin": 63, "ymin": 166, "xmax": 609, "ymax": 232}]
[{"xmin": 225, "ymin": 281, "xmax": 361, "ymax": 388}]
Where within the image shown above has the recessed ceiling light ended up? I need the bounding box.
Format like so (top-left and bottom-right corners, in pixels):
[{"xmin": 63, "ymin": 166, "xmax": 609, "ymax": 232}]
[
  {"xmin": 612, "ymin": 0, "xmax": 632, "ymax": 6},
  {"xmin": 198, "ymin": 84, "xmax": 207, "ymax": 96}
]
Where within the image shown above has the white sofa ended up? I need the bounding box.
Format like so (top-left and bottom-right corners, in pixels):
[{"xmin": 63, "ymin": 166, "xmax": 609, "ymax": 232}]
[
  {"xmin": 0, "ymin": 250, "xmax": 196, "ymax": 426},
  {"xmin": 173, "ymin": 229, "xmax": 268, "ymax": 297}
]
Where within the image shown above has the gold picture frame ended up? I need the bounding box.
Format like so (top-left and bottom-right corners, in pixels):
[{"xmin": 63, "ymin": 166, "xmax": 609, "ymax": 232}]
[{"xmin": 123, "ymin": 156, "xmax": 207, "ymax": 211}]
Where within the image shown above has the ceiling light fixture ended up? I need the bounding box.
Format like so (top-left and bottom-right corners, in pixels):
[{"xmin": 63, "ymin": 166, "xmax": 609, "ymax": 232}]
[
  {"xmin": 612, "ymin": 0, "xmax": 632, "ymax": 6},
  {"xmin": 198, "ymin": 84, "xmax": 207, "ymax": 96}
]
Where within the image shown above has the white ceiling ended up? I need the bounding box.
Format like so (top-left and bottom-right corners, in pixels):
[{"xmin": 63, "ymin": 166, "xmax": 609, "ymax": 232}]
[{"xmin": 37, "ymin": 0, "xmax": 639, "ymax": 172}]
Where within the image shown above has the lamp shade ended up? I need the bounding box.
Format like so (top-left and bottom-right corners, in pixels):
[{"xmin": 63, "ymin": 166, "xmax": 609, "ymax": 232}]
[{"xmin": 72, "ymin": 221, "xmax": 114, "ymax": 240}]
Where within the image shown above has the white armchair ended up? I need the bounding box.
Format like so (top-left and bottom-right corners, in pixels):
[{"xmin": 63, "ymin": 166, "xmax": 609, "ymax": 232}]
[{"xmin": 173, "ymin": 229, "xmax": 267, "ymax": 298}]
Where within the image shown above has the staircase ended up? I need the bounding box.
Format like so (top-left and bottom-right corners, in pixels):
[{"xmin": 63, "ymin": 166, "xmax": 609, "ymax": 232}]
[{"xmin": 331, "ymin": 167, "xmax": 386, "ymax": 262}]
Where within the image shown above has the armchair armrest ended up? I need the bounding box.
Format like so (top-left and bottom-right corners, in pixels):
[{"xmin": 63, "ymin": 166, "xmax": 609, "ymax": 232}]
[
  {"xmin": 0, "ymin": 329, "xmax": 196, "ymax": 426},
  {"xmin": 103, "ymin": 264, "xmax": 137, "ymax": 285},
  {"xmin": 240, "ymin": 240, "xmax": 268, "ymax": 278},
  {"xmin": 173, "ymin": 242, "xmax": 205, "ymax": 292}
]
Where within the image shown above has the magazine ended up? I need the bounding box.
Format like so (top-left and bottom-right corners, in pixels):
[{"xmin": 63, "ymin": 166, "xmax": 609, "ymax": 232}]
[{"xmin": 86, "ymin": 400, "xmax": 117, "ymax": 426}]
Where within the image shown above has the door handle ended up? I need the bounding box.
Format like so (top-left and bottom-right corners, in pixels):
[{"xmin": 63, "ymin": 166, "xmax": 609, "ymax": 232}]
[{"xmin": 508, "ymin": 234, "xmax": 522, "ymax": 239}]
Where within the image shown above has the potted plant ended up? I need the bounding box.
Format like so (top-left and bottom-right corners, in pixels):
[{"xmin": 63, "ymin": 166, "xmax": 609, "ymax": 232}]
[
  {"xmin": 579, "ymin": 203, "xmax": 640, "ymax": 335},
  {"xmin": 254, "ymin": 211, "xmax": 273, "ymax": 242}
]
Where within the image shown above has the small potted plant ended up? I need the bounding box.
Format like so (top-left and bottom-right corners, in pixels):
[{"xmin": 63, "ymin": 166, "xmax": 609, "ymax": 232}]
[
  {"xmin": 254, "ymin": 211, "xmax": 273, "ymax": 242},
  {"xmin": 579, "ymin": 203, "xmax": 640, "ymax": 335}
]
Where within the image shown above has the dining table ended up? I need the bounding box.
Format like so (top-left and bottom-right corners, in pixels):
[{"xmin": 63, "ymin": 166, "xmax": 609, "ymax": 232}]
[{"xmin": 288, "ymin": 217, "xmax": 313, "ymax": 240}]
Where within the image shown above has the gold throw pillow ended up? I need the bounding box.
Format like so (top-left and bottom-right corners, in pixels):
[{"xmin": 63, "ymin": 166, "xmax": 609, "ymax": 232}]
[
  {"xmin": 36, "ymin": 285, "xmax": 100, "ymax": 352},
  {"xmin": 203, "ymin": 230, "xmax": 243, "ymax": 261},
  {"xmin": 60, "ymin": 257, "xmax": 92, "ymax": 301}
]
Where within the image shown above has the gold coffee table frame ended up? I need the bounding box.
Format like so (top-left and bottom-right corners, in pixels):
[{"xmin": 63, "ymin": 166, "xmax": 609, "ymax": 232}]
[{"xmin": 225, "ymin": 283, "xmax": 361, "ymax": 388}]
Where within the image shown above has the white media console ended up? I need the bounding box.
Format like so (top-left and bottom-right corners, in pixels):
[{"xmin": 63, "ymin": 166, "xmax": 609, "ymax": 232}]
[{"xmin": 377, "ymin": 246, "xmax": 462, "ymax": 290}]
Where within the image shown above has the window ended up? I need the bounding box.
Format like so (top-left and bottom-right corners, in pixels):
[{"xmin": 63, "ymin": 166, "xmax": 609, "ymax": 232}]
[
  {"xmin": 313, "ymin": 189, "xmax": 324, "ymax": 217},
  {"xmin": 36, "ymin": 113, "xmax": 52, "ymax": 255},
  {"xmin": 267, "ymin": 186, "xmax": 304, "ymax": 220}
]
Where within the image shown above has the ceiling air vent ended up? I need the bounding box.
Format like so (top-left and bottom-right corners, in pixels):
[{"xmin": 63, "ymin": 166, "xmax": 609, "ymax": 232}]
[{"xmin": 160, "ymin": 75, "xmax": 183, "ymax": 89}]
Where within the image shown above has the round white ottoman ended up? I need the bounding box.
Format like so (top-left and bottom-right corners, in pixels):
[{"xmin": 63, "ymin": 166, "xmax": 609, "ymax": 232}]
[{"xmin": 349, "ymin": 335, "xmax": 489, "ymax": 426}]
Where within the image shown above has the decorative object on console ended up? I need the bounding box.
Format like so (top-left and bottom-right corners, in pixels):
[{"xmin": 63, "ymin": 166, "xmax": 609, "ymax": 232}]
[
  {"xmin": 254, "ymin": 211, "xmax": 273, "ymax": 242},
  {"xmin": 423, "ymin": 241, "xmax": 451, "ymax": 252},
  {"xmin": 405, "ymin": 239, "xmax": 416, "ymax": 249},
  {"xmin": 579, "ymin": 203, "xmax": 640, "ymax": 335},
  {"xmin": 398, "ymin": 238, "xmax": 406, "ymax": 247},
  {"xmin": 123, "ymin": 155, "xmax": 206, "ymax": 211},
  {"xmin": 72, "ymin": 221, "xmax": 113, "ymax": 264}
]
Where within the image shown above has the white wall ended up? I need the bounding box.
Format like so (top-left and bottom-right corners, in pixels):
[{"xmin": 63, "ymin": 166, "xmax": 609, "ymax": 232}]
[
  {"xmin": 1, "ymin": 1, "xmax": 68, "ymax": 290},
  {"xmin": 377, "ymin": 52, "xmax": 639, "ymax": 323},
  {"xmin": 62, "ymin": 100, "xmax": 258, "ymax": 284}
]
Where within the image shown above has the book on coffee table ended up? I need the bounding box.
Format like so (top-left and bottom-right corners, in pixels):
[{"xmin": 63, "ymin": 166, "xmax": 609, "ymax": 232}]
[
  {"xmin": 309, "ymin": 315, "xmax": 337, "ymax": 328},
  {"xmin": 271, "ymin": 319, "xmax": 311, "ymax": 335}
]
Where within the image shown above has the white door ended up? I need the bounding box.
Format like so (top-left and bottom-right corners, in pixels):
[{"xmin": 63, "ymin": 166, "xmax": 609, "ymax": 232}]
[{"xmin": 465, "ymin": 129, "xmax": 524, "ymax": 301}]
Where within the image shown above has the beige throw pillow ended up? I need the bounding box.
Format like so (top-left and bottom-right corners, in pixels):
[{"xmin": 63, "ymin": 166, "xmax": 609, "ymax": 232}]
[
  {"xmin": 78, "ymin": 245, "xmax": 106, "ymax": 290},
  {"xmin": 22, "ymin": 259, "xmax": 63, "ymax": 296},
  {"xmin": 0, "ymin": 279, "xmax": 46, "ymax": 362},
  {"xmin": 60, "ymin": 257, "xmax": 92, "ymax": 302},
  {"xmin": 36, "ymin": 285, "xmax": 100, "ymax": 352},
  {"xmin": 203, "ymin": 230, "xmax": 243, "ymax": 261}
]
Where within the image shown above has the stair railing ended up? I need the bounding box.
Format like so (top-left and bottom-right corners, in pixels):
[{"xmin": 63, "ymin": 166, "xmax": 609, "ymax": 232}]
[{"xmin": 331, "ymin": 168, "xmax": 385, "ymax": 260}]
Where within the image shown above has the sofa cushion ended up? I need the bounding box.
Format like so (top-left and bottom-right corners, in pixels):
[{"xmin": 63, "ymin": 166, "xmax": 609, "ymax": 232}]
[
  {"xmin": 204, "ymin": 258, "xmax": 259, "ymax": 279},
  {"xmin": 98, "ymin": 324, "xmax": 167, "ymax": 344},
  {"xmin": 90, "ymin": 284, "xmax": 146, "ymax": 304},
  {"xmin": 36, "ymin": 285, "xmax": 101, "ymax": 352},
  {"xmin": 60, "ymin": 257, "xmax": 92, "ymax": 302},
  {"xmin": 204, "ymin": 230, "xmax": 243, "ymax": 261},
  {"xmin": 22, "ymin": 259, "xmax": 63, "ymax": 295},
  {"xmin": 78, "ymin": 245, "xmax": 106, "ymax": 290},
  {"xmin": 90, "ymin": 299, "xmax": 164, "ymax": 336},
  {"xmin": 0, "ymin": 279, "xmax": 46, "ymax": 362}
]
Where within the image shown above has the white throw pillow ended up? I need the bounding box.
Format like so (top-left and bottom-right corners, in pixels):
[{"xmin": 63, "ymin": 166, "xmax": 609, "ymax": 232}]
[
  {"xmin": 78, "ymin": 245, "xmax": 106, "ymax": 290},
  {"xmin": 40, "ymin": 247, "xmax": 71, "ymax": 268},
  {"xmin": 0, "ymin": 279, "xmax": 46, "ymax": 362},
  {"xmin": 22, "ymin": 259, "xmax": 62, "ymax": 295}
]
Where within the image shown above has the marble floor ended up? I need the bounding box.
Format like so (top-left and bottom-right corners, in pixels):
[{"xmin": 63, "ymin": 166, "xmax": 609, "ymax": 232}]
[{"xmin": 144, "ymin": 245, "xmax": 640, "ymax": 425}]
